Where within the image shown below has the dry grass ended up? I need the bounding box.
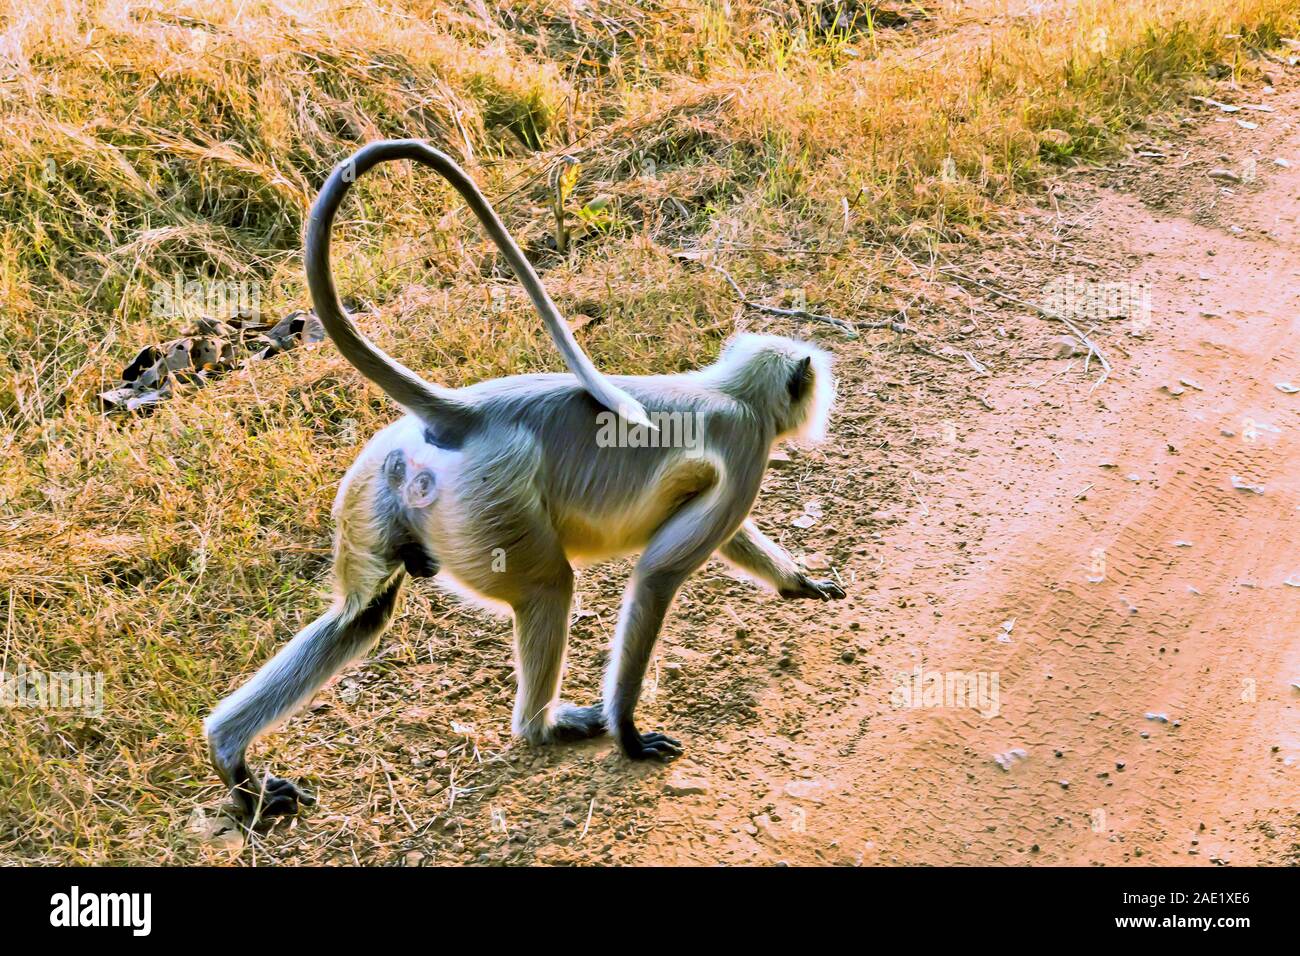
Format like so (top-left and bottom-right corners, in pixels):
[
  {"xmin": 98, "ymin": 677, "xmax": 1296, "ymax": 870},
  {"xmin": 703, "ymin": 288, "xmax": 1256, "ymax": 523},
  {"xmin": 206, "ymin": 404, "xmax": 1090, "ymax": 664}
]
[{"xmin": 1, "ymin": 0, "xmax": 1297, "ymax": 864}]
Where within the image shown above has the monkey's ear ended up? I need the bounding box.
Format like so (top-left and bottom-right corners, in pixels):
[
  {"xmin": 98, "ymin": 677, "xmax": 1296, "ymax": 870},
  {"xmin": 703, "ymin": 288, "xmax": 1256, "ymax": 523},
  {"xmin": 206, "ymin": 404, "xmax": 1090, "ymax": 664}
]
[{"xmin": 786, "ymin": 355, "xmax": 814, "ymax": 402}]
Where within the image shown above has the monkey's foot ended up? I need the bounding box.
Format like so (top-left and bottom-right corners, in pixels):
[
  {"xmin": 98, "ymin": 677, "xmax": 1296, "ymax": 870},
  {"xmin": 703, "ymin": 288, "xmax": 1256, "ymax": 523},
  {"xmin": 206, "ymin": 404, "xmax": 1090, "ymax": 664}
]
[
  {"xmin": 618, "ymin": 721, "xmax": 683, "ymax": 761},
  {"xmin": 780, "ymin": 575, "xmax": 846, "ymax": 601},
  {"xmin": 230, "ymin": 772, "xmax": 316, "ymax": 821},
  {"xmin": 550, "ymin": 702, "xmax": 607, "ymax": 742}
]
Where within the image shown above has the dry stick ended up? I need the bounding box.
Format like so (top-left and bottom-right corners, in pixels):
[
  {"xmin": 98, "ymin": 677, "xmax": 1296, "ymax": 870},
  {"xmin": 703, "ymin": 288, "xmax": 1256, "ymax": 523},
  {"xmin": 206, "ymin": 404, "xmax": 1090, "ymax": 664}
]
[
  {"xmin": 936, "ymin": 265, "xmax": 1112, "ymax": 386},
  {"xmin": 702, "ymin": 263, "xmax": 859, "ymax": 336},
  {"xmin": 383, "ymin": 767, "xmax": 418, "ymax": 833},
  {"xmin": 1250, "ymin": 45, "xmax": 1289, "ymax": 66}
]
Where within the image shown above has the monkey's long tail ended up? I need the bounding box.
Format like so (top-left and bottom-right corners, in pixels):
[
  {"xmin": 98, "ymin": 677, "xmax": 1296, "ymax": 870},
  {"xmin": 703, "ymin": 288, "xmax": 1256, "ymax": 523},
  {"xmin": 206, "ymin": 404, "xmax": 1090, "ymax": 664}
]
[{"xmin": 305, "ymin": 139, "xmax": 652, "ymax": 433}]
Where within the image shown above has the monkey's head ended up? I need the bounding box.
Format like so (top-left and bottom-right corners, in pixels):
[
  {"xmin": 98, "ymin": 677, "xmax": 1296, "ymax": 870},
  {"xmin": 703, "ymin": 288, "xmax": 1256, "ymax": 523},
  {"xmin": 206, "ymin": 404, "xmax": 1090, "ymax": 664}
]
[{"xmin": 717, "ymin": 333, "xmax": 835, "ymax": 445}]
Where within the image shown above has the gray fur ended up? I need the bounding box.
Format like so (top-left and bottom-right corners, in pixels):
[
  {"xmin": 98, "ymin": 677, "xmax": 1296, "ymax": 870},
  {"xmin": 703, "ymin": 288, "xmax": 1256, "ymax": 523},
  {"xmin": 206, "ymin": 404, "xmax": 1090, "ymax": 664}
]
[{"xmin": 204, "ymin": 140, "xmax": 842, "ymax": 815}]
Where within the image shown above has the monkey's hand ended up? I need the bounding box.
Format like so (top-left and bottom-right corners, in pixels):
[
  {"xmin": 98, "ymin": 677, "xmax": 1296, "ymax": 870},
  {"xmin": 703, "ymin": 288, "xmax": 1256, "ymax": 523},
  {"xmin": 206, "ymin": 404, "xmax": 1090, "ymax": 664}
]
[
  {"xmin": 617, "ymin": 721, "xmax": 682, "ymax": 761},
  {"xmin": 779, "ymin": 575, "xmax": 846, "ymax": 601}
]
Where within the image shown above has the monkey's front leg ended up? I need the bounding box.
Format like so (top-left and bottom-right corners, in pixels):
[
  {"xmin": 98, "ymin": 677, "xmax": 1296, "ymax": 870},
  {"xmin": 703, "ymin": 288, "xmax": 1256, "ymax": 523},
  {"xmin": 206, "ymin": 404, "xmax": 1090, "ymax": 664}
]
[
  {"xmin": 603, "ymin": 494, "xmax": 756, "ymax": 760},
  {"xmin": 603, "ymin": 570, "xmax": 686, "ymax": 760},
  {"xmin": 719, "ymin": 519, "xmax": 846, "ymax": 601},
  {"xmin": 216, "ymin": 758, "xmax": 317, "ymax": 821}
]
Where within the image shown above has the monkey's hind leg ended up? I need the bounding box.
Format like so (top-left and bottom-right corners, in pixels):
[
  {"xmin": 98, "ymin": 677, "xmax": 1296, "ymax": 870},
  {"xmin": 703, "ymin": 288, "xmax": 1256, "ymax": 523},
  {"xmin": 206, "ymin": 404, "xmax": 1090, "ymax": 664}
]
[
  {"xmin": 509, "ymin": 568, "xmax": 605, "ymax": 745},
  {"xmin": 205, "ymin": 566, "xmax": 404, "ymax": 820}
]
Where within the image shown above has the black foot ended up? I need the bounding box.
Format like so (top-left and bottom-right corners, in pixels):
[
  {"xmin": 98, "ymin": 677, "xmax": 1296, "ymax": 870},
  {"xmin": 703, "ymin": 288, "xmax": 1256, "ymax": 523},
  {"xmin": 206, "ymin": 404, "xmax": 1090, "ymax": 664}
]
[
  {"xmin": 551, "ymin": 702, "xmax": 608, "ymax": 742},
  {"xmin": 780, "ymin": 575, "xmax": 846, "ymax": 601},
  {"xmin": 618, "ymin": 720, "xmax": 682, "ymax": 761},
  {"xmin": 229, "ymin": 768, "xmax": 316, "ymax": 821}
]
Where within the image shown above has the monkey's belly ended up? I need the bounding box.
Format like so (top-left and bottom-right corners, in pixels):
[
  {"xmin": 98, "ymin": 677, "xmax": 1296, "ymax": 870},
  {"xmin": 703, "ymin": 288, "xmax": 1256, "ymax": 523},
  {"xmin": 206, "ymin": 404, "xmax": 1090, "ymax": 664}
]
[{"xmin": 556, "ymin": 456, "xmax": 719, "ymax": 563}]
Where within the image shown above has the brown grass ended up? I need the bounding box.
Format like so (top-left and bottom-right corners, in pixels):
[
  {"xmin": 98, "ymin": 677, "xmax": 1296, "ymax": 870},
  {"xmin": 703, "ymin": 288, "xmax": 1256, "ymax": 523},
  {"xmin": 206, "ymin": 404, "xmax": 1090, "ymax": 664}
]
[{"xmin": 1, "ymin": 0, "xmax": 1297, "ymax": 863}]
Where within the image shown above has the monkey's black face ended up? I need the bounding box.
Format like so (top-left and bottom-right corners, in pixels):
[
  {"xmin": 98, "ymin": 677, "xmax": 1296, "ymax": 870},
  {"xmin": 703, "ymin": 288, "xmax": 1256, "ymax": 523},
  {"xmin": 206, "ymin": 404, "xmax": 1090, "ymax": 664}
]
[
  {"xmin": 786, "ymin": 355, "xmax": 815, "ymax": 403},
  {"xmin": 780, "ymin": 353, "xmax": 819, "ymax": 437}
]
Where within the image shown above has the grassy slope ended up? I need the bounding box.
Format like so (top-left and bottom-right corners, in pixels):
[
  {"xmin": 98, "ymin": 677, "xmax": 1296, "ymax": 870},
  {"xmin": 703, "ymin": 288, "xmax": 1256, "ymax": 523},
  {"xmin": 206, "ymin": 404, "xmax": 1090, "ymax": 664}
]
[{"xmin": 1, "ymin": 0, "xmax": 1296, "ymax": 863}]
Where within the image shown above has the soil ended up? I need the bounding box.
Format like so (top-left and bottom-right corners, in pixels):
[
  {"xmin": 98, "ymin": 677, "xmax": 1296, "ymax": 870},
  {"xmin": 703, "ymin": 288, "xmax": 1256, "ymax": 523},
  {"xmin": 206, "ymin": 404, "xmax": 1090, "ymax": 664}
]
[{"xmin": 215, "ymin": 78, "xmax": 1300, "ymax": 868}]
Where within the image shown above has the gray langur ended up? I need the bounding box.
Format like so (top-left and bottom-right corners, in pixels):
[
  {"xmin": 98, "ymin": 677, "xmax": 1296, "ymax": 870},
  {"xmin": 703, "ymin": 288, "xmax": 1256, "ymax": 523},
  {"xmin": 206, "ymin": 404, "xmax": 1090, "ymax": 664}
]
[{"xmin": 205, "ymin": 139, "xmax": 843, "ymax": 818}]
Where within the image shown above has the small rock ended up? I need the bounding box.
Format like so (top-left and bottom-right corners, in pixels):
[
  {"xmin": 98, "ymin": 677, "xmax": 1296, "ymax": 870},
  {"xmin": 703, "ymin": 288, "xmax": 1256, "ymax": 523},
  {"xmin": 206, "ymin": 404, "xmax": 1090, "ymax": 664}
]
[
  {"xmin": 663, "ymin": 773, "xmax": 709, "ymax": 797},
  {"xmin": 1208, "ymin": 168, "xmax": 1242, "ymax": 183},
  {"xmin": 784, "ymin": 779, "xmax": 830, "ymax": 803},
  {"xmin": 1052, "ymin": 335, "xmax": 1088, "ymax": 359},
  {"xmin": 801, "ymin": 551, "xmax": 830, "ymax": 571},
  {"xmin": 1230, "ymin": 475, "xmax": 1265, "ymax": 494}
]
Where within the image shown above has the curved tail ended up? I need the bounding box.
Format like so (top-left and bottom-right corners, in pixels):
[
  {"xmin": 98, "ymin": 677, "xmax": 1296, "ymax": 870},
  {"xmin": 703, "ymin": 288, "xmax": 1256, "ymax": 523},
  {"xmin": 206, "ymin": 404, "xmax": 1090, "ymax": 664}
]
[{"xmin": 304, "ymin": 139, "xmax": 652, "ymax": 433}]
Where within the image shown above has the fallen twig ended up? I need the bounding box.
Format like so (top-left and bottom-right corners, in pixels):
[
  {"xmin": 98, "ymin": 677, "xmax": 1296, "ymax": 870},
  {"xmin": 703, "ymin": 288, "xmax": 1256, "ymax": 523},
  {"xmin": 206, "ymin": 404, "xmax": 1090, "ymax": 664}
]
[
  {"xmin": 962, "ymin": 351, "xmax": 989, "ymax": 376},
  {"xmin": 704, "ymin": 263, "xmax": 860, "ymax": 337},
  {"xmin": 912, "ymin": 343, "xmax": 956, "ymax": 362},
  {"xmin": 936, "ymin": 265, "xmax": 1111, "ymax": 386},
  {"xmin": 1248, "ymin": 43, "xmax": 1288, "ymax": 66}
]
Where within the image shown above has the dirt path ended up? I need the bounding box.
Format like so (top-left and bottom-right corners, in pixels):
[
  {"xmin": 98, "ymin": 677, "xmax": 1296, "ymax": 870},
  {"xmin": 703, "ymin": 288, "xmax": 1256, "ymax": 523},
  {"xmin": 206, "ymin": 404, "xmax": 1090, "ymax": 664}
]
[{"xmin": 617, "ymin": 90, "xmax": 1300, "ymax": 867}]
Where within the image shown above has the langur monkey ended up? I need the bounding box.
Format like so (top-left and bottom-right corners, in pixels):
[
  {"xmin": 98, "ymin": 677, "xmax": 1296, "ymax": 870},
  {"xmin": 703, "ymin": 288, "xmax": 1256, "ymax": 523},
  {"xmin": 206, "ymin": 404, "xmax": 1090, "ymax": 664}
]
[{"xmin": 205, "ymin": 139, "xmax": 843, "ymax": 818}]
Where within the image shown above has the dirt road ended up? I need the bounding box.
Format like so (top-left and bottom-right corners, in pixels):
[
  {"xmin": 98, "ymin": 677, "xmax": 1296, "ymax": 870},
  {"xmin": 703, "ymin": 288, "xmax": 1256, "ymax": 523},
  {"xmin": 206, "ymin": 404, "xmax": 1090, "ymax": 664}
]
[{"xmin": 619, "ymin": 89, "xmax": 1300, "ymax": 867}]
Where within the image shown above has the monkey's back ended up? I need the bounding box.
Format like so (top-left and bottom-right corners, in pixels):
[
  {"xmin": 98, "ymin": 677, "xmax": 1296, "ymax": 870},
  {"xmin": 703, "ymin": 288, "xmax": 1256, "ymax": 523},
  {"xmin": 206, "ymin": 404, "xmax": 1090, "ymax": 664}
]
[{"xmin": 459, "ymin": 372, "xmax": 764, "ymax": 561}]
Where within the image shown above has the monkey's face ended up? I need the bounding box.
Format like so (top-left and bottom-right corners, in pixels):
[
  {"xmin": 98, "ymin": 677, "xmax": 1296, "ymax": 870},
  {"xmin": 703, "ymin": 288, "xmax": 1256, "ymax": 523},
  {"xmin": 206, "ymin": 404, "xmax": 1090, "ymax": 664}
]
[
  {"xmin": 716, "ymin": 333, "xmax": 834, "ymax": 442},
  {"xmin": 783, "ymin": 346, "xmax": 834, "ymax": 444},
  {"xmin": 739, "ymin": 335, "xmax": 833, "ymax": 444}
]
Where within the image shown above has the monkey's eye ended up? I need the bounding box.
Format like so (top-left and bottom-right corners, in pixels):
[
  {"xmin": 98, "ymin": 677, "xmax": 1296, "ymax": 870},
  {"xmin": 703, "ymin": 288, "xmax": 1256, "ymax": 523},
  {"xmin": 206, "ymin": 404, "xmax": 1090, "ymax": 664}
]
[{"xmin": 403, "ymin": 469, "xmax": 437, "ymax": 508}]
